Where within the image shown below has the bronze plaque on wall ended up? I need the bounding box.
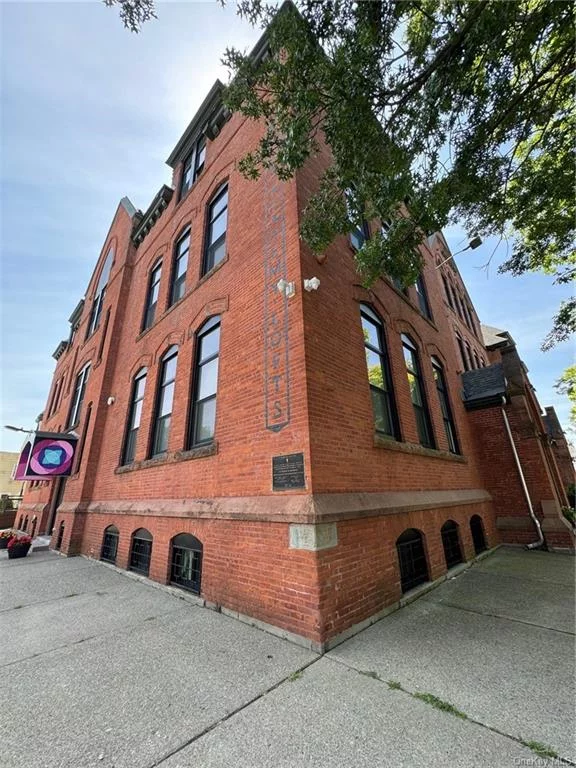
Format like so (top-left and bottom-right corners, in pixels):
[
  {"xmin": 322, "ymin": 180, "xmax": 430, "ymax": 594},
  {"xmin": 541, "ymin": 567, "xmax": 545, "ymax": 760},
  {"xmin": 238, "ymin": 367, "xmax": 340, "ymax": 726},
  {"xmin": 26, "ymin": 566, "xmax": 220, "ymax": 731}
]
[{"xmin": 272, "ymin": 453, "xmax": 305, "ymax": 490}]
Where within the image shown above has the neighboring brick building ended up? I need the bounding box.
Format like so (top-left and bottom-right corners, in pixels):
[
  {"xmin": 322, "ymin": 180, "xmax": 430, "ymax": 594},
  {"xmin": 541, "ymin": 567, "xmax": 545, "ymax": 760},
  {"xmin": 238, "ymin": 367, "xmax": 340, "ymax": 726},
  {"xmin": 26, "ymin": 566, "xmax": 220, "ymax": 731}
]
[{"xmin": 17, "ymin": 28, "xmax": 574, "ymax": 650}]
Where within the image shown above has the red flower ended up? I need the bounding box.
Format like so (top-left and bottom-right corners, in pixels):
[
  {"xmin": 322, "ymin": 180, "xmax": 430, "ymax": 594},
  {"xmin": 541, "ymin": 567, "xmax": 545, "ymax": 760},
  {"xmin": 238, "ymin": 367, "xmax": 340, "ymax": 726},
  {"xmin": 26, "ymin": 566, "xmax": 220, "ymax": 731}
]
[{"xmin": 7, "ymin": 534, "xmax": 32, "ymax": 549}]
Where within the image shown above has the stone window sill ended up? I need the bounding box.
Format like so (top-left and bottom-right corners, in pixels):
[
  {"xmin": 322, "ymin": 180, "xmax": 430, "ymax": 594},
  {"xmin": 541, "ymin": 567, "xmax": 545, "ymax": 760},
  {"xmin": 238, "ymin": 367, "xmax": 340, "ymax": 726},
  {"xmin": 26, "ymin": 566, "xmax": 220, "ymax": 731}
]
[
  {"xmin": 374, "ymin": 434, "xmax": 466, "ymax": 463},
  {"xmin": 115, "ymin": 442, "xmax": 218, "ymax": 474}
]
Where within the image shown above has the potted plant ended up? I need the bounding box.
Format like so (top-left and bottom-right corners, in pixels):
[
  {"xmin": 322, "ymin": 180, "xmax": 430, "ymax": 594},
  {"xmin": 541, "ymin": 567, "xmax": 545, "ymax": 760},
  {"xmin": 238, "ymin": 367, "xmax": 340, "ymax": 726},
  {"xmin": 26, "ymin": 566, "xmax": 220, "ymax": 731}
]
[
  {"xmin": 7, "ymin": 534, "xmax": 33, "ymax": 559},
  {"xmin": 0, "ymin": 530, "xmax": 13, "ymax": 550}
]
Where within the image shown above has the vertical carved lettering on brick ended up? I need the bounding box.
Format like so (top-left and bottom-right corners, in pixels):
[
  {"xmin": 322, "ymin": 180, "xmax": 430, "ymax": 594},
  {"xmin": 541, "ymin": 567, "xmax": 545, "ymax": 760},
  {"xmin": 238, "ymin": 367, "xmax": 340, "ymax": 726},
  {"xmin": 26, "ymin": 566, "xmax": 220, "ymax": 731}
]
[{"xmin": 263, "ymin": 173, "xmax": 290, "ymax": 432}]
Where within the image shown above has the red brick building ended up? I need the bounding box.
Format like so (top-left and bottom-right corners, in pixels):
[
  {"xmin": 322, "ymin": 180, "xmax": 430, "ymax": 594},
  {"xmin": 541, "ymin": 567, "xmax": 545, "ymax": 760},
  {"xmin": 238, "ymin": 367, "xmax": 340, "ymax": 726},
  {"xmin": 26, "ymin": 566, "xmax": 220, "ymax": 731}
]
[{"xmin": 17, "ymin": 41, "xmax": 574, "ymax": 651}]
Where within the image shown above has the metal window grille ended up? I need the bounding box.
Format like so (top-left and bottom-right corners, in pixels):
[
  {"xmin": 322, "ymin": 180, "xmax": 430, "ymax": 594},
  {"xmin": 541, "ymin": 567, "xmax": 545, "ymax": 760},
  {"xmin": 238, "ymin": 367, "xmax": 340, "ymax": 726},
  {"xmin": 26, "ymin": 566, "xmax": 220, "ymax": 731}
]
[
  {"xmin": 170, "ymin": 536, "xmax": 202, "ymax": 594},
  {"xmin": 470, "ymin": 515, "xmax": 487, "ymax": 554},
  {"xmin": 441, "ymin": 522, "xmax": 463, "ymax": 568},
  {"xmin": 129, "ymin": 531, "xmax": 152, "ymax": 575},
  {"xmin": 55, "ymin": 521, "xmax": 65, "ymax": 550},
  {"xmin": 101, "ymin": 528, "xmax": 119, "ymax": 564},
  {"xmin": 396, "ymin": 530, "xmax": 429, "ymax": 593}
]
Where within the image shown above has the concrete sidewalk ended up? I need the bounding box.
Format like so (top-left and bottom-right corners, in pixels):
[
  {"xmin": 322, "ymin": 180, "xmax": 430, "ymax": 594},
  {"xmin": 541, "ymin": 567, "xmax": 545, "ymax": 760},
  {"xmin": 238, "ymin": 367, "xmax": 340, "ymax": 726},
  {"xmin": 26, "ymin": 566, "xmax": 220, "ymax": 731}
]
[{"xmin": 0, "ymin": 546, "xmax": 574, "ymax": 767}]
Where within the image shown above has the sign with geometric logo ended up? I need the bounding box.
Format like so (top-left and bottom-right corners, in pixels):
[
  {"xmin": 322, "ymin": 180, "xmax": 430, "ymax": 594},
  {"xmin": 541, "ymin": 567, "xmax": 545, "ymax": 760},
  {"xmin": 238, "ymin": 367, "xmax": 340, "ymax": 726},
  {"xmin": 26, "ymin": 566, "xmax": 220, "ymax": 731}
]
[{"xmin": 12, "ymin": 432, "xmax": 78, "ymax": 481}]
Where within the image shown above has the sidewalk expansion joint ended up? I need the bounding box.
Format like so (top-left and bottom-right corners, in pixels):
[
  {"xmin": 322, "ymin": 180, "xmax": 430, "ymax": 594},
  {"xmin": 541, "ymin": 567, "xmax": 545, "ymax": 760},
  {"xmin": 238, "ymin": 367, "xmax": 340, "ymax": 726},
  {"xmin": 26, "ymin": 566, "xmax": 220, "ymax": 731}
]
[
  {"xmin": 148, "ymin": 655, "xmax": 322, "ymax": 768},
  {"xmin": 324, "ymin": 655, "xmax": 576, "ymax": 766},
  {"xmin": 435, "ymin": 600, "xmax": 575, "ymax": 636}
]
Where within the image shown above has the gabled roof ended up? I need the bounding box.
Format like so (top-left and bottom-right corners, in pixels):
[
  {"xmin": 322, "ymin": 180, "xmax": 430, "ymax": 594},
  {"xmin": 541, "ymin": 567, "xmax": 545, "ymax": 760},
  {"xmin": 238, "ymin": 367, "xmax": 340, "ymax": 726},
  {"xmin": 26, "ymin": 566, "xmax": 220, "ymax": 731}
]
[
  {"xmin": 462, "ymin": 363, "xmax": 507, "ymax": 410},
  {"xmin": 481, "ymin": 324, "xmax": 515, "ymax": 349}
]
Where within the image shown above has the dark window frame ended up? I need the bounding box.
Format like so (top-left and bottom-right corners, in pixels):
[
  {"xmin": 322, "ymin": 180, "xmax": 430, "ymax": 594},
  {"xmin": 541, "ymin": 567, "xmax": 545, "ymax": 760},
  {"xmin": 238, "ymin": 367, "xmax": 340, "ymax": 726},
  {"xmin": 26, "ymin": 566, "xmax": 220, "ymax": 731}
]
[
  {"xmin": 441, "ymin": 273, "xmax": 454, "ymax": 309},
  {"xmin": 441, "ymin": 520, "xmax": 464, "ymax": 569},
  {"xmin": 122, "ymin": 368, "xmax": 148, "ymax": 465},
  {"xmin": 202, "ymin": 184, "xmax": 228, "ymax": 276},
  {"xmin": 142, "ymin": 261, "xmax": 162, "ymax": 331},
  {"xmin": 170, "ymin": 533, "xmax": 203, "ymax": 594},
  {"xmin": 100, "ymin": 525, "xmax": 119, "ymax": 564},
  {"xmin": 150, "ymin": 346, "xmax": 178, "ymax": 458},
  {"xmin": 129, "ymin": 528, "xmax": 152, "ymax": 576},
  {"xmin": 188, "ymin": 316, "xmax": 221, "ymax": 448},
  {"xmin": 431, "ymin": 357, "xmax": 460, "ymax": 455},
  {"xmin": 169, "ymin": 229, "xmax": 191, "ymax": 307},
  {"xmin": 67, "ymin": 363, "xmax": 91, "ymax": 429},
  {"xmin": 456, "ymin": 334, "xmax": 469, "ymax": 371},
  {"xmin": 396, "ymin": 528, "xmax": 429, "ymax": 593},
  {"xmin": 414, "ymin": 273, "xmax": 432, "ymax": 319},
  {"xmin": 402, "ymin": 335, "xmax": 435, "ymax": 448},
  {"xmin": 179, "ymin": 135, "xmax": 207, "ymax": 200},
  {"xmin": 360, "ymin": 305, "xmax": 400, "ymax": 440},
  {"xmin": 470, "ymin": 515, "xmax": 488, "ymax": 554},
  {"xmin": 86, "ymin": 248, "xmax": 114, "ymax": 339}
]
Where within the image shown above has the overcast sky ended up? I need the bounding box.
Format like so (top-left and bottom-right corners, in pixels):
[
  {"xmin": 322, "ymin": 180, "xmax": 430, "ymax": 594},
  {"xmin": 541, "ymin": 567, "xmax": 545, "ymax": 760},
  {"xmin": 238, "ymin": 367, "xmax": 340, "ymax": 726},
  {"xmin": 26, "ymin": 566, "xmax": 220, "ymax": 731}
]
[{"xmin": 1, "ymin": 1, "xmax": 573, "ymax": 453}]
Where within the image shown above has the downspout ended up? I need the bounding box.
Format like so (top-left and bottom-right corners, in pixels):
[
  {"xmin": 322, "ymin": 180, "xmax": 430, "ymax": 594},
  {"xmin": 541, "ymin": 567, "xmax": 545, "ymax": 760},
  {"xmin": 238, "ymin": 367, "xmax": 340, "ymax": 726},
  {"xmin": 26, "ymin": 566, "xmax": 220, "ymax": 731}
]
[{"xmin": 501, "ymin": 398, "xmax": 545, "ymax": 550}]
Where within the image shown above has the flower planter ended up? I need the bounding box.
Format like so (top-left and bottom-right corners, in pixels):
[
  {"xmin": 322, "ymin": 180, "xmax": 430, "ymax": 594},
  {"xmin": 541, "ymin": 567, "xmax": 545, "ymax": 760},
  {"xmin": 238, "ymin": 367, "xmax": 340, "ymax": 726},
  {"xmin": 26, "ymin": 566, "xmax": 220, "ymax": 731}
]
[
  {"xmin": 8, "ymin": 543, "xmax": 31, "ymax": 559},
  {"xmin": 0, "ymin": 538, "xmax": 10, "ymax": 550}
]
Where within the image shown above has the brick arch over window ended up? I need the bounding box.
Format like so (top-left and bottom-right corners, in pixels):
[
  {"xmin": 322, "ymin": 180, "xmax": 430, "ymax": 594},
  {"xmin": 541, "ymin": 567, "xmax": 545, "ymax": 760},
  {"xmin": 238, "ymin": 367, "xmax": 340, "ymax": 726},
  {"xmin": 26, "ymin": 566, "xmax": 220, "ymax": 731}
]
[
  {"xmin": 187, "ymin": 299, "xmax": 229, "ymax": 338},
  {"xmin": 198, "ymin": 171, "xmax": 231, "ymax": 208},
  {"xmin": 441, "ymin": 520, "xmax": 463, "ymax": 569},
  {"xmin": 127, "ymin": 356, "xmax": 153, "ymax": 383},
  {"xmin": 393, "ymin": 319, "xmax": 426, "ymax": 349},
  {"xmin": 129, "ymin": 528, "xmax": 153, "ymax": 576},
  {"xmin": 470, "ymin": 514, "xmax": 488, "ymax": 554},
  {"xmin": 153, "ymin": 334, "xmax": 184, "ymax": 364},
  {"xmin": 170, "ymin": 533, "xmax": 203, "ymax": 594},
  {"xmin": 100, "ymin": 525, "xmax": 119, "ymax": 564},
  {"xmin": 396, "ymin": 528, "xmax": 429, "ymax": 593}
]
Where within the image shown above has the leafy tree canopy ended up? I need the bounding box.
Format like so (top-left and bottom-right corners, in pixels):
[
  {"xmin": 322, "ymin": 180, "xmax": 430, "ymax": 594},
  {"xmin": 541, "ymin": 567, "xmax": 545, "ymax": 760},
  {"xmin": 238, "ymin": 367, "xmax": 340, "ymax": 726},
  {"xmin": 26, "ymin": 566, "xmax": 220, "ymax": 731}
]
[{"xmin": 107, "ymin": 0, "xmax": 574, "ymax": 347}]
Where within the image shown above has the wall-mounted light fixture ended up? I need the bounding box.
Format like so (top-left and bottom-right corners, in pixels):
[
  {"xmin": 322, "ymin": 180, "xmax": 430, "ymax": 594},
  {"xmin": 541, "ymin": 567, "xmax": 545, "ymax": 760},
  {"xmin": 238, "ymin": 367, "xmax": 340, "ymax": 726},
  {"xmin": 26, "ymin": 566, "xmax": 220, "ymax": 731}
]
[
  {"xmin": 303, "ymin": 277, "xmax": 320, "ymax": 292},
  {"xmin": 277, "ymin": 278, "xmax": 296, "ymax": 299}
]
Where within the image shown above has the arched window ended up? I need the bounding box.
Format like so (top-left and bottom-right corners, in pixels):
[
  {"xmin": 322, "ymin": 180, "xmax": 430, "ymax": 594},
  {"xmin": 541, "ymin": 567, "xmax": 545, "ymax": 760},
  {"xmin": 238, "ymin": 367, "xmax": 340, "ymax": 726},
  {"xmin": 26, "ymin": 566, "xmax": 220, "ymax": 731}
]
[
  {"xmin": 122, "ymin": 368, "xmax": 147, "ymax": 464},
  {"xmin": 31, "ymin": 517, "xmax": 37, "ymax": 538},
  {"xmin": 360, "ymin": 305, "xmax": 399, "ymax": 439},
  {"xmin": 456, "ymin": 334, "xmax": 469, "ymax": 371},
  {"xmin": 402, "ymin": 335, "xmax": 435, "ymax": 448},
  {"xmin": 100, "ymin": 525, "xmax": 120, "ymax": 564},
  {"xmin": 470, "ymin": 515, "xmax": 487, "ymax": 554},
  {"xmin": 151, "ymin": 346, "xmax": 178, "ymax": 457},
  {"xmin": 67, "ymin": 362, "xmax": 91, "ymax": 429},
  {"xmin": 441, "ymin": 520, "xmax": 463, "ymax": 568},
  {"xmin": 203, "ymin": 184, "xmax": 228, "ymax": 274},
  {"xmin": 414, "ymin": 274, "xmax": 432, "ymax": 319},
  {"xmin": 189, "ymin": 317, "xmax": 220, "ymax": 447},
  {"xmin": 142, "ymin": 262, "xmax": 162, "ymax": 330},
  {"xmin": 396, "ymin": 529, "xmax": 429, "ymax": 593},
  {"xmin": 441, "ymin": 273, "xmax": 454, "ymax": 309},
  {"xmin": 346, "ymin": 188, "xmax": 370, "ymax": 250},
  {"xmin": 129, "ymin": 528, "xmax": 153, "ymax": 576},
  {"xmin": 55, "ymin": 521, "xmax": 65, "ymax": 551},
  {"xmin": 87, "ymin": 247, "xmax": 114, "ymax": 338},
  {"xmin": 170, "ymin": 533, "xmax": 203, "ymax": 594},
  {"xmin": 431, "ymin": 357, "xmax": 459, "ymax": 454},
  {"xmin": 170, "ymin": 229, "xmax": 190, "ymax": 306},
  {"xmin": 23, "ymin": 516, "xmax": 29, "ymax": 531}
]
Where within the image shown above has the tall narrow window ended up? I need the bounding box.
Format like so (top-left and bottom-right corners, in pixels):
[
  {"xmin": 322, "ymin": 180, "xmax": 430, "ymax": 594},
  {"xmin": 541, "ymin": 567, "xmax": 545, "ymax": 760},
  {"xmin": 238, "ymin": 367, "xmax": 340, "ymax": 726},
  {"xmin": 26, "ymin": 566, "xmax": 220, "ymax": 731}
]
[
  {"xmin": 151, "ymin": 347, "xmax": 178, "ymax": 457},
  {"xmin": 179, "ymin": 136, "xmax": 206, "ymax": 199},
  {"xmin": 402, "ymin": 335, "xmax": 434, "ymax": 448},
  {"xmin": 473, "ymin": 350, "xmax": 481, "ymax": 369},
  {"xmin": 67, "ymin": 363, "xmax": 90, "ymax": 429},
  {"xmin": 465, "ymin": 341, "xmax": 474, "ymax": 368},
  {"xmin": 414, "ymin": 274, "xmax": 432, "ymax": 319},
  {"xmin": 346, "ymin": 188, "xmax": 369, "ymax": 250},
  {"xmin": 203, "ymin": 185, "xmax": 228, "ymax": 274},
  {"xmin": 442, "ymin": 274, "xmax": 454, "ymax": 309},
  {"xmin": 456, "ymin": 335, "xmax": 469, "ymax": 371},
  {"xmin": 361, "ymin": 305, "xmax": 399, "ymax": 439},
  {"xmin": 432, "ymin": 357, "xmax": 459, "ymax": 454},
  {"xmin": 122, "ymin": 368, "xmax": 147, "ymax": 464},
  {"xmin": 142, "ymin": 262, "xmax": 162, "ymax": 330},
  {"xmin": 189, "ymin": 317, "xmax": 220, "ymax": 446},
  {"xmin": 86, "ymin": 248, "xmax": 113, "ymax": 338},
  {"xmin": 129, "ymin": 528, "xmax": 152, "ymax": 576},
  {"xmin": 170, "ymin": 230, "xmax": 190, "ymax": 306}
]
